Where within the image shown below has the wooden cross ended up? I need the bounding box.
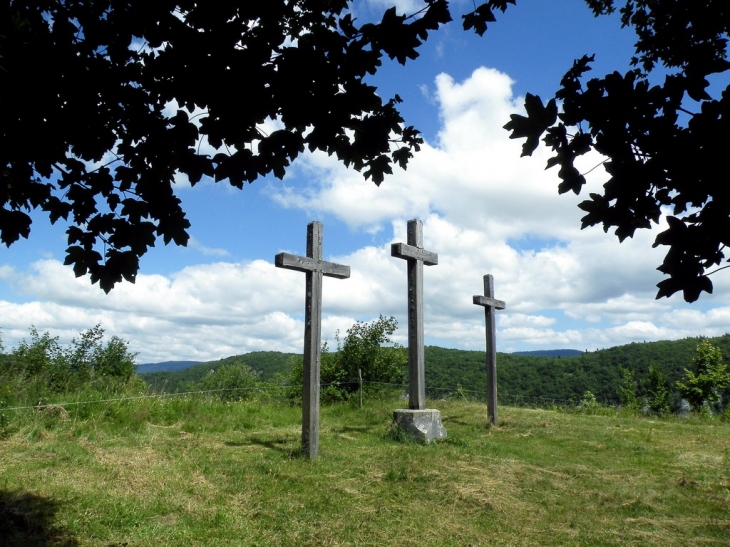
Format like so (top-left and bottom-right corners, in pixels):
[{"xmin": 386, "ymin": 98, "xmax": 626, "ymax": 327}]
[
  {"xmin": 391, "ymin": 219, "xmax": 438, "ymax": 410},
  {"xmin": 275, "ymin": 221, "xmax": 350, "ymax": 459},
  {"xmin": 473, "ymin": 274, "xmax": 506, "ymax": 426}
]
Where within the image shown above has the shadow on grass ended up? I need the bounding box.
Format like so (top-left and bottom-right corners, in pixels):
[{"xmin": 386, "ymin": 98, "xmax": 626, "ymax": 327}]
[
  {"xmin": 441, "ymin": 416, "xmax": 469, "ymax": 426},
  {"xmin": 225, "ymin": 437, "xmax": 304, "ymax": 457},
  {"xmin": 0, "ymin": 490, "xmax": 79, "ymax": 547},
  {"xmin": 333, "ymin": 425, "xmax": 375, "ymax": 434}
]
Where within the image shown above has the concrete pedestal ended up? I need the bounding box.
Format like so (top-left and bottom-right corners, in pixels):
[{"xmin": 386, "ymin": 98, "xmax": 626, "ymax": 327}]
[{"xmin": 392, "ymin": 409, "xmax": 447, "ymax": 443}]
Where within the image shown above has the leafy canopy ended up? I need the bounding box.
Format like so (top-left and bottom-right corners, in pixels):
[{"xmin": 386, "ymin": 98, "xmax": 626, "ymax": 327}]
[
  {"xmin": 501, "ymin": 0, "xmax": 730, "ymax": 302},
  {"xmin": 1, "ymin": 0, "xmax": 453, "ymax": 291},
  {"xmin": 5, "ymin": 1, "xmax": 727, "ymax": 303}
]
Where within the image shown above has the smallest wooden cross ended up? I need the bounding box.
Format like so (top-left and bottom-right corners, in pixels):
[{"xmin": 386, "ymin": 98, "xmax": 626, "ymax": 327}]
[
  {"xmin": 275, "ymin": 221, "xmax": 350, "ymax": 459},
  {"xmin": 473, "ymin": 274, "xmax": 506, "ymax": 426}
]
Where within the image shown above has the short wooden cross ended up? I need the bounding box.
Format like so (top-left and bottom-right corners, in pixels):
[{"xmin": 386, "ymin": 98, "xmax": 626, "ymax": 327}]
[
  {"xmin": 473, "ymin": 274, "xmax": 506, "ymax": 426},
  {"xmin": 391, "ymin": 219, "xmax": 438, "ymax": 410},
  {"xmin": 275, "ymin": 221, "xmax": 350, "ymax": 459}
]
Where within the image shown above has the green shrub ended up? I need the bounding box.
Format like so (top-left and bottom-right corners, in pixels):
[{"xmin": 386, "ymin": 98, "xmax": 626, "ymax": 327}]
[
  {"xmin": 676, "ymin": 340, "xmax": 730, "ymax": 412},
  {"xmin": 288, "ymin": 316, "xmax": 406, "ymax": 404},
  {"xmin": 643, "ymin": 362, "xmax": 671, "ymax": 414},
  {"xmin": 577, "ymin": 391, "xmax": 613, "ymax": 415},
  {"xmin": 190, "ymin": 360, "xmax": 258, "ymax": 402},
  {"xmin": 0, "ymin": 325, "xmax": 140, "ymax": 407},
  {"xmin": 617, "ymin": 367, "xmax": 638, "ymax": 410}
]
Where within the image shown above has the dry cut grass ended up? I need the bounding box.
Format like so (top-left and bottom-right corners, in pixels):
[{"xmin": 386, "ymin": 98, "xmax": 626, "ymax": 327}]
[{"xmin": 0, "ymin": 398, "xmax": 729, "ymax": 546}]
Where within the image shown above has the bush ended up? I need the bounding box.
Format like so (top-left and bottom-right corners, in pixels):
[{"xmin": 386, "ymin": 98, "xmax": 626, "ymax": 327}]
[
  {"xmin": 578, "ymin": 391, "xmax": 600, "ymax": 414},
  {"xmin": 288, "ymin": 316, "xmax": 407, "ymax": 404},
  {"xmin": 676, "ymin": 340, "xmax": 730, "ymax": 412},
  {"xmin": 643, "ymin": 362, "xmax": 671, "ymax": 414},
  {"xmin": 617, "ymin": 367, "xmax": 638, "ymax": 410},
  {"xmin": 190, "ymin": 360, "xmax": 258, "ymax": 402},
  {"xmin": 0, "ymin": 325, "xmax": 140, "ymax": 407}
]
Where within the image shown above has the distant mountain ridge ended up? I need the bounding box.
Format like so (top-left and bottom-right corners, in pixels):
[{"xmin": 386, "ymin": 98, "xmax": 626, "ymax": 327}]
[
  {"xmin": 138, "ymin": 349, "xmax": 584, "ymax": 373},
  {"xmin": 511, "ymin": 349, "xmax": 583, "ymax": 358},
  {"xmin": 139, "ymin": 351, "xmax": 297, "ymax": 392},
  {"xmin": 136, "ymin": 336, "xmax": 730, "ymax": 405},
  {"xmin": 136, "ymin": 361, "xmax": 202, "ymax": 374}
]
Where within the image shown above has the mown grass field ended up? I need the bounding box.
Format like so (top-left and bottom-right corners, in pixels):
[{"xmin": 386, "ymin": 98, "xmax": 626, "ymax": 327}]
[{"xmin": 1, "ymin": 397, "xmax": 729, "ymax": 546}]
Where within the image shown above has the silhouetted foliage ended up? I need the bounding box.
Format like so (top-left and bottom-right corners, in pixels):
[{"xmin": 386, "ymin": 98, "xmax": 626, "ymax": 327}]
[
  {"xmin": 499, "ymin": 0, "xmax": 730, "ymax": 301},
  {"xmin": 1, "ymin": 0, "xmax": 451, "ymax": 291},
  {"xmin": 6, "ymin": 1, "xmax": 723, "ymax": 300}
]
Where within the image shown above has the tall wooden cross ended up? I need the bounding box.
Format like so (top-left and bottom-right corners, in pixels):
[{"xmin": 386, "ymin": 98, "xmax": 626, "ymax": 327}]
[
  {"xmin": 275, "ymin": 221, "xmax": 350, "ymax": 459},
  {"xmin": 391, "ymin": 219, "xmax": 438, "ymax": 410},
  {"xmin": 473, "ymin": 274, "xmax": 506, "ymax": 426}
]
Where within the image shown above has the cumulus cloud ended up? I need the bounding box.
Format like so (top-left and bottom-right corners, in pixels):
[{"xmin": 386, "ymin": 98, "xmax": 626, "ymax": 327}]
[
  {"xmin": 1, "ymin": 66, "xmax": 728, "ymax": 363},
  {"xmin": 365, "ymin": 0, "xmax": 425, "ymax": 15},
  {"xmin": 187, "ymin": 237, "xmax": 230, "ymax": 257}
]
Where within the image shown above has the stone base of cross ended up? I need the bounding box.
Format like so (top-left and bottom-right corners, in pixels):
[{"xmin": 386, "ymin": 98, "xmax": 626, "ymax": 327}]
[
  {"xmin": 391, "ymin": 219, "xmax": 447, "ymax": 443},
  {"xmin": 392, "ymin": 409, "xmax": 447, "ymax": 443}
]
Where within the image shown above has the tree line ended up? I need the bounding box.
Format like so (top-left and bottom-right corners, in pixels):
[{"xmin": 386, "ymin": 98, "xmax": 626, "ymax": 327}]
[
  {"xmin": 2, "ymin": 321, "xmax": 729, "ymax": 415},
  {"xmin": 140, "ymin": 324, "xmax": 730, "ymax": 413},
  {"xmin": 425, "ymin": 337, "xmax": 730, "ymax": 412}
]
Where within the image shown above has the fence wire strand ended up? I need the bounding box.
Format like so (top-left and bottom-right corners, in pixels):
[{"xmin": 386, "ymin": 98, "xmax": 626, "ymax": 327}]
[{"xmin": 2, "ymin": 380, "xmax": 597, "ymax": 412}]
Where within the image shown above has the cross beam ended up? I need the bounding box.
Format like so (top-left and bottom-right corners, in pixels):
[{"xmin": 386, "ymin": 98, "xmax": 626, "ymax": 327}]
[
  {"xmin": 391, "ymin": 219, "xmax": 438, "ymax": 410},
  {"xmin": 275, "ymin": 221, "xmax": 350, "ymax": 459},
  {"xmin": 473, "ymin": 274, "xmax": 506, "ymax": 426}
]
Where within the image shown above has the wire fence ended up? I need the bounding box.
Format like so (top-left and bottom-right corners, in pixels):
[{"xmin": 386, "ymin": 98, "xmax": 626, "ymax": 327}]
[{"xmin": 1, "ymin": 379, "xmax": 593, "ymax": 413}]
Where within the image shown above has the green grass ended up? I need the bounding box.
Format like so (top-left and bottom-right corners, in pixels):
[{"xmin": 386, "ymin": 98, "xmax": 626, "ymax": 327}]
[{"xmin": 1, "ymin": 397, "xmax": 729, "ymax": 546}]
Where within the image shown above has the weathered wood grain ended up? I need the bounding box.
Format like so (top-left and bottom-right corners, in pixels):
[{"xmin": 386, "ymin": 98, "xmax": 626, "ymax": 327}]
[
  {"xmin": 473, "ymin": 274, "xmax": 506, "ymax": 426},
  {"xmin": 275, "ymin": 221, "xmax": 350, "ymax": 459},
  {"xmin": 391, "ymin": 219, "xmax": 438, "ymax": 410}
]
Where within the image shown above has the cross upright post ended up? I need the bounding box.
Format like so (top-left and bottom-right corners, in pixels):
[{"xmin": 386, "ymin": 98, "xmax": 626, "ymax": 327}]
[
  {"xmin": 391, "ymin": 219, "xmax": 438, "ymax": 410},
  {"xmin": 473, "ymin": 274, "xmax": 506, "ymax": 426},
  {"xmin": 275, "ymin": 221, "xmax": 350, "ymax": 459}
]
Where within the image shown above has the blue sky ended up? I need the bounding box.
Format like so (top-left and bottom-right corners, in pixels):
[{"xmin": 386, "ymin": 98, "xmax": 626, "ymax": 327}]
[{"xmin": 1, "ymin": 0, "xmax": 729, "ymax": 363}]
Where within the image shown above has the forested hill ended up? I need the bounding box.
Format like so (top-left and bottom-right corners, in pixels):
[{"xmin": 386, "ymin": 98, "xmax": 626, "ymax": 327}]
[
  {"xmin": 139, "ymin": 336, "xmax": 730, "ymax": 404},
  {"xmin": 425, "ymin": 335, "xmax": 730, "ymax": 404},
  {"xmin": 140, "ymin": 351, "xmax": 297, "ymax": 393},
  {"xmin": 511, "ymin": 349, "xmax": 583, "ymax": 358},
  {"xmin": 136, "ymin": 361, "xmax": 202, "ymax": 374}
]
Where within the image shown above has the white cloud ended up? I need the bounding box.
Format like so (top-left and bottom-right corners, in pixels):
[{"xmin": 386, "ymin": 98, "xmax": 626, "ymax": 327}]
[
  {"xmin": 365, "ymin": 0, "xmax": 424, "ymax": 15},
  {"xmin": 263, "ymin": 65, "xmax": 730, "ymax": 349},
  {"xmin": 187, "ymin": 237, "xmax": 230, "ymax": 257},
  {"xmin": 500, "ymin": 314, "xmax": 556, "ymax": 328},
  {"xmin": 0, "ymin": 259, "xmax": 308, "ymax": 361},
  {"xmin": 2, "ymin": 65, "xmax": 729, "ymax": 364},
  {"xmin": 268, "ymin": 67, "xmax": 609, "ymax": 244}
]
